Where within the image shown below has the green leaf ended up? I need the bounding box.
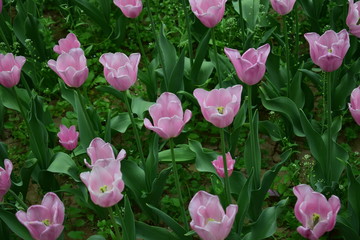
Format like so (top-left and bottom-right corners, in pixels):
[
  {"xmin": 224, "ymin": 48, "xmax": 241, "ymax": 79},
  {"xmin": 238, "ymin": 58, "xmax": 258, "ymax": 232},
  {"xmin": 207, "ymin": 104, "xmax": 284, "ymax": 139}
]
[
  {"xmin": 131, "ymin": 97, "xmax": 154, "ymax": 119},
  {"xmin": 159, "ymin": 145, "xmax": 196, "ymax": 163},
  {"xmin": 188, "ymin": 139, "xmax": 218, "ymax": 174},
  {"xmin": 124, "ymin": 196, "xmax": 136, "ymax": 240},
  {"xmin": 12, "ymin": 158, "xmax": 37, "ymax": 197},
  {"xmin": 168, "ymin": 48, "xmax": 185, "ymax": 93},
  {"xmin": 87, "ymin": 235, "xmax": 106, "ymax": 240},
  {"xmin": 242, "ymin": 0, "xmax": 260, "ymax": 30},
  {"xmin": 336, "ymin": 216, "xmax": 360, "ymax": 240},
  {"xmin": 234, "ymin": 171, "xmax": 252, "ymax": 233},
  {"xmin": 147, "ymin": 204, "xmax": 190, "ymax": 239},
  {"xmin": 243, "ymin": 199, "xmax": 288, "ymax": 240},
  {"xmin": 47, "ymin": 152, "xmax": 79, "ymax": 182},
  {"xmin": 0, "ymin": 209, "xmax": 33, "ymax": 240},
  {"xmin": 135, "ymin": 221, "xmax": 179, "ymax": 240},
  {"xmin": 260, "ymin": 87, "xmax": 304, "ymax": 137},
  {"xmin": 111, "ymin": 113, "xmax": 131, "ymax": 133},
  {"xmin": 346, "ymin": 164, "xmax": 360, "ymax": 230}
]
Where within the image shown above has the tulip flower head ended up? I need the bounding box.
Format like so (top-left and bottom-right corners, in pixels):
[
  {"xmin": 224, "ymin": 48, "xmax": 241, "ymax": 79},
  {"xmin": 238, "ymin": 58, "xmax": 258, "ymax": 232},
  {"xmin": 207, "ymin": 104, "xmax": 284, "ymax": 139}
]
[
  {"xmin": 99, "ymin": 52, "xmax": 140, "ymax": 91},
  {"xmin": 212, "ymin": 152, "xmax": 235, "ymax": 178},
  {"xmin": 304, "ymin": 30, "xmax": 350, "ymax": 72},
  {"xmin": 224, "ymin": 44, "xmax": 271, "ymax": 85},
  {"xmin": 84, "ymin": 137, "xmax": 126, "ymax": 168},
  {"xmin": 293, "ymin": 184, "xmax": 340, "ymax": 240},
  {"xmin": 48, "ymin": 48, "xmax": 89, "ymax": 87},
  {"xmin": 80, "ymin": 159, "xmax": 125, "ymax": 207},
  {"xmin": 0, "ymin": 159, "xmax": 13, "ymax": 202},
  {"xmin": 113, "ymin": 0, "xmax": 143, "ymax": 18},
  {"xmin": 57, "ymin": 125, "xmax": 79, "ymax": 151},
  {"xmin": 53, "ymin": 33, "xmax": 81, "ymax": 54},
  {"xmin": 270, "ymin": 0, "xmax": 296, "ymax": 15},
  {"xmin": 194, "ymin": 85, "xmax": 243, "ymax": 128},
  {"xmin": 348, "ymin": 86, "xmax": 360, "ymax": 125},
  {"xmin": 189, "ymin": 0, "xmax": 227, "ymax": 28},
  {"xmin": 346, "ymin": 0, "xmax": 360, "ymax": 38},
  {"xmin": 16, "ymin": 192, "xmax": 65, "ymax": 240},
  {"xmin": 0, "ymin": 53, "xmax": 26, "ymax": 88},
  {"xmin": 189, "ymin": 191, "xmax": 238, "ymax": 240},
  {"xmin": 144, "ymin": 92, "xmax": 192, "ymax": 139}
]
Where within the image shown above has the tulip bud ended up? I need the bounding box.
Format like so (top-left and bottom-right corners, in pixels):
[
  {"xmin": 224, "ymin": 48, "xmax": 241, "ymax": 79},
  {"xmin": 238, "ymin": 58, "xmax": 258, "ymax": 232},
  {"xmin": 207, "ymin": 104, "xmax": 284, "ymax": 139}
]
[
  {"xmin": 57, "ymin": 125, "xmax": 79, "ymax": 151},
  {"xmin": 0, "ymin": 159, "xmax": 13, "ymax": 202},
  {"xmin": 189, "ymin": 0, "xmax": 227, "ymax": 28},
  {"xmin": 270, "ymin": 0, "xmax": 296, "ymax": 15},
  {"xmin": 346, "ymin": 0, "xmax": 360, "ymax": 38},
  {"xmin": 144, "ymin": 92, "xmax": 192, "ymax": 139},
  {"xmin": 53, "ymin": 33, "xmax": 81, "ymax": 54},
  {"xmin": 189, "ymin": 191, "xmax": 238, "ymax": 240},
  {"xmin": 349, "ymin": 86, "xmax": 360, "ymax": 125},
  {"xmin": 113, "ymin": 0, "xmax": 143, "ymax": 18},
  {"xmin": 0, "ymin": 53, "xmax": 26, "ymax": 88},
  {"xmin": 225, "ymin": 44, "xmax": 270, "ymax": 85},
  {"xmin": 212, "ymin": 152, "xmax": 235, "ymax": 178}
]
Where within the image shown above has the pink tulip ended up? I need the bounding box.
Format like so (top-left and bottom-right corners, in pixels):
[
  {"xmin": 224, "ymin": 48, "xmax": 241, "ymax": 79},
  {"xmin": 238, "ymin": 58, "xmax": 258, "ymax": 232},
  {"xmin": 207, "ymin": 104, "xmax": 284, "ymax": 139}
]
[
  {"xmin": 53, "ymin": 33, "xmax": 81, "ymax": 54},
  {"xmin": 189, "ymin": 0, "xmax": 227, "ymax": 28},
  {"xmin": 270, "ymin": 0, "xmax": 296, "ymax": 15},
  {"xmin": 16, "ymin": 192, "xmax": 65, "ymax": 240},
  {"xmin": 99, "ymin": 52, "xmax": 140, "ymax": 91},
  {"xmin": 293, "ymin": 184, "xmax": 340, "ymax": 240},
  {"xmin": 113, "ymin": 0, "xmax": 143, "ymax": 18},
  {"xmin": 349, "ymin": 86, "xmax": 360, "ymax": 125},
  {"xmin": 80, "ymin": 159, "xmax": 124, "ymax": 207},
  {"xmin": 0, "ymin": 159, "xmax": 13, "ymax": 202},
  {"xmin": 193, "ymin": 85, "xmax": 243, "ymax": 128},
  {"xmin": 85, "ymin": 137, "xmax": 126, "ymax": 168},
  {"xmin": 304, "ymin": 30, "xmax": 350, "ymax": 72},
  {"xmin": 211, "ymin": 152, "xmax": 235, "ymax": 178},
  {"xmin": 144, "ymin": 92, "xmax": 192, "ymax": 139},
  {"xmin": 189, "ymin": 191, "xmax": 238, "ymax": 240},
  {"xmin": 0, "ymin": 53, "xmax": 26, "ymax": 88},
  {"xmin": 224, "ymin": 44, "xmax": 270, "ymax": 85},
  {"xmin": 57, "ymin": 125, "xmax": 79, "ymax": 151},
  {"xmin": 48, "ymin": 48, "xmax": 88, "ymax": 87},
  {"xmin": 346, "ymin": 0, "xmax": 360, "ymax": 38}
]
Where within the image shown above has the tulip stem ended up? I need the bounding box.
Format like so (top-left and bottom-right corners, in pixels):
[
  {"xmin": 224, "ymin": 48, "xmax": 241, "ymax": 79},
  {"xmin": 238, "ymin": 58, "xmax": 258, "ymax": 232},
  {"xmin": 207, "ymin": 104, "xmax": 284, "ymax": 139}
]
[
  {"xmin": 114, "ymin": 205, "xmax": 128, "ymax": 240},
  {"xmin": 326, "ymin": 71, "xmax": 333, "ymax": 184},
  {"xmin": 247, "ymin": 85, "xmax": 259, "ymax": 189},
  {"xmin": 8, "ymin": 189, "xmax": 28, "ymax": 210},
  {"xmin": 123, "ymin": 91, "xmax": 146, "ymax": 168},
  {"xmin": 108, "ymin": 208, "xmax": 122, "ymax": 240},
  {"xmin": 181, "ymin": 0, "xmax": 194, "ymax": 68},
  {"xmin": 211, "ymin": 28, "xmax": 223, "ymax": 88},
  {"xmin": 169, "ymin": 138, "xmax": 188, "ymax": 230},
  {"xmin": 283, "ymin": 15, "xmax": 291, "ymax": 97},
  {"xmin": 134, "ymin": 20, "xmax": 149, "ymax": 66},
  {"xmin": 220, "ymin": 128, "xmax": 232, "ymax": 206},
  {"xmin": 294, "ymin": 3, "xmax": 299, "ymax": 66}
]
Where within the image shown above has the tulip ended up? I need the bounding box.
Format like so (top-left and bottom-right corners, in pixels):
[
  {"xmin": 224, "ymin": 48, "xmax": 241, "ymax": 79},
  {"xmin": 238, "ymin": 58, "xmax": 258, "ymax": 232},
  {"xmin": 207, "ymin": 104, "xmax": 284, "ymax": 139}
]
[
  {"xmin": 0, "ymin": 0, "xmax": 2, "ymax": 13},
  {"xmin": 189, "ymin": 191, "xmax": 238, "ymax": 240},
  {"xmin": 212, "ymin": 152, "xmax": 235, "ymax": 178},
  {"xmin": 16, "ymin": 192, "xmax": 65, "ymax": 240},
  {"xmin": 349, "ymin": 86, "xmax": 360, "ymax": 125},
  {"xmin": 99, "ymin": 52, "xmax": 140, "ymax": 91},
  {"xmin": 0, "ymin": 53, "xmax": 26, "ymax": 88},
  {"xmin": 304, "ymin": 30, "xmax": 350, "ymax": 72},
  {"xmin": 113, "ymin": 0, "xmax": 143, "ymax": 18},
  {"xmin": 189, "ymin": 0, "xmax": 227, "ymax": 28},
  {"xmin": 57, "ymin": 125, "xmax": 79, "ymax": 151},
  {"xmin": 224, "ymin": 44, "xmax": 271, "ymax": 85},
  {"xmin": 346, "ymin": 0, "xmax": 360, "ymax": 38},
  {"xmin": 53, "ymin": 33, "xmax": 81, "ymax": 54},
  {"xmin": 84, "ymin": 137, "xmax": 126, "ymax": 168},
  {"xmin": 270, "ymin": 0, "xmax": 296, "ymax": 15},
  {"xmin": 48, "ymin": 48, "xmax": 88, "ymax": 87},
  {"xmin": 0, "ymin": 159, "xmax": 13, "ymax": 202},
  {"xmin": 193, "ymin": 85, "xmax": 243, "ymax": 128},
  {"xmin": 293, "ymin": 184, "xmax": 340, "ymax": 240},
  {"xmin": 80, "ymin": 159, "xmax": 124, "ymax": 207},
  {"xmin": 144, "ymin": 92, "xmax": 192, "ymax": 139}
]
